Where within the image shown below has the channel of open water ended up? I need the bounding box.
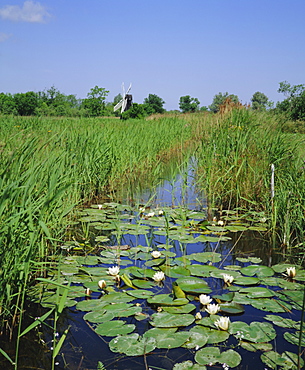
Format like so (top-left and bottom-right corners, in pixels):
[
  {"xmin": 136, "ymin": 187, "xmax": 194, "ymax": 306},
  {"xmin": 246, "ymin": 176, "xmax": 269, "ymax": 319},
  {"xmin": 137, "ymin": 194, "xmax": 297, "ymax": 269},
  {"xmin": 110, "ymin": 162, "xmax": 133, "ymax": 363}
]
[{"xmin": 3, "ymin": 158, "xmax": 303, "ymax": 370}]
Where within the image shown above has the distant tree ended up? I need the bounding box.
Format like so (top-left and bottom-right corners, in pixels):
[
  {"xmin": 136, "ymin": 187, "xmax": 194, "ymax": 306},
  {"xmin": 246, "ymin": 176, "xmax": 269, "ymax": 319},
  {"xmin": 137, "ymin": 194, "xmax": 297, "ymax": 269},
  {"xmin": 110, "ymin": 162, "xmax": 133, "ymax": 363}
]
[
  {"xmin": 209, "ymin": 92, "xmax": 239, "ymax": 113},
  {"xmin": 121, "ymin": 103, "xmax": 146, "ymax": 120},
  {"xmin": 276, "ymin": 81, "xmax": 305, "ymax": 121},
  {"xmin": 251, "ymin": 91, "xmax": 269, "ymax": 110},
  {"xmin": 0, "ymin": 93, "xmax": 17, "ymax": 115},
  {"xmin": 179, "ymin": 95, "xmax": 200, "ymax": 113},
  {"xmin": 81, "ymin": 86, "xmax": 109, "ymax": 116},
  {"xmin": 113, "ymin": 94, "xmax": 122, "ymax": 106},
  {"xmin": 14, "ymin": 91, "xmax": 38, "ymax": 115},
  {"xmin": 143, "ymin": 94, "xmax": 165, "ymax": 114},
  {"xmin": 200, "ymin": 106, "xmax": 208, "ymax": 112}
]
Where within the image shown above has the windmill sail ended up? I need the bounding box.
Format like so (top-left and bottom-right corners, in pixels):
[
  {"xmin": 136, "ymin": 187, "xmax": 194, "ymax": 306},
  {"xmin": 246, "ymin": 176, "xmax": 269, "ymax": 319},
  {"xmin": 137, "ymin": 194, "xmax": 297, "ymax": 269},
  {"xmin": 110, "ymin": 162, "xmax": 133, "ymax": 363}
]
[{"xmin": 114, "ymin": 83, "xmax": 132, "ymax": 113}]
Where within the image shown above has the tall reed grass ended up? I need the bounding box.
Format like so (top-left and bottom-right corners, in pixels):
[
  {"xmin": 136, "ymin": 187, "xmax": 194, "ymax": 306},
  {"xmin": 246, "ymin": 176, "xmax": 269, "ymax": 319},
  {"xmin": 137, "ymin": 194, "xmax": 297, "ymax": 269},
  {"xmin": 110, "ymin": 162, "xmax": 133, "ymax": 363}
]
[
  {"xmin": 0, "ymin": 114, "xmax": 202, "ymax": 338},
  {"xmin": 195, "ymin": 108, "xmax": 305, "ymax": 250}
]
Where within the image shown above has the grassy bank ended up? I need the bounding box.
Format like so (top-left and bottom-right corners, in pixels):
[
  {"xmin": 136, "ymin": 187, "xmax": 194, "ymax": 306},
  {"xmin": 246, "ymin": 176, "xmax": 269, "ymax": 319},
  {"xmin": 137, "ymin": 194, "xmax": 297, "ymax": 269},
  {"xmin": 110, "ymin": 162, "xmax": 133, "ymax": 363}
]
[
  {"xmin": 194, "ymin": 108, "xmax": 305, "ymax": 250},
  {"xmin": 0, "ymin": 114, "xmax": 205, "ymax": 334}
]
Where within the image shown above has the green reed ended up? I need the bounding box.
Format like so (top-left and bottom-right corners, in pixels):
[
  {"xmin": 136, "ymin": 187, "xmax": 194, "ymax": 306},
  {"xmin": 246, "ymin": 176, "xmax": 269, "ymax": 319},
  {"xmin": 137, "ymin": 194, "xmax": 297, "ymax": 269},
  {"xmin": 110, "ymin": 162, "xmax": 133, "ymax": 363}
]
[
  {"xmin": 196, "ymin": 108, "xmax": 305, "ymax": 250},
  {"xmin": 0, "ymin": 114, "xmax": 200, "ymax": 336}
]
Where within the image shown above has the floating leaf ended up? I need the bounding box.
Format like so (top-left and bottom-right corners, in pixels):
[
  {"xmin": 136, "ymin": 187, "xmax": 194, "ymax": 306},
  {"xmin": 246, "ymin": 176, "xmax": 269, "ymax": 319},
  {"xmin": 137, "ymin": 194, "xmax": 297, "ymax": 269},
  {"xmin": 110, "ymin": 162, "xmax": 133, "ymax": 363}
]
[
  {"xmin": 239, "ymin": 287, "xmax": 274, "ymax": 299},
  {"xmin": 163, "ymin": 303, "xmax": 196, "ymax": 314},
  {"xmin": 220, "ymin": 301, "xmax": 245, "ymax": 314},
  {"xmin": 284, "ymin": 331, "xmax": 305, "ymax": 346},
  {"xmin": 175, "ymin": 277, "xmax": 210, "ymax": 294},
  {"xmin": 95, "ymin": 320, "xmax": 135, "ymax": 336},
  {"xmin": 190, "ymin": 252, "xmax": 222, "ymax": 263},
  {"xmin": 195, "ymin": 347, "xmax": 241, "ymax": 367},
  {"xmin": 109, "ymin": 333, "xmax": 156, "ymax": 355},
  {"xmin": 240, "ymin": 265, "xmax": 274, "ymax": 278},
  {"xmin": 147, "ymin": 294, "xmax": 189, "ymax": 306},
  {"xmin": 191, "ymin": 326, "xmax": 229, "ymax": 344},
  {"xmin": 150, "ymin": 312, "xmax": 195, "ymax": 328},
  {"xmin": 230, "ymin": 321, "xmax": 276, "ymax": 343},
  {"xmin": 173, "ymin": 361, "xmax": 206, "ymax": 370},
  {"xmin": 261, "ymin": 351, "xmax": 303, "ymax": 370},
  {"xmin": 240, "ymin": 341, "xmax": 273, "ymax": 352},
  {"xmin": 265, "ymin": 315, "xmax": 300, "ymax": 329},
  {"xmin": 182, "ymin": 331, "xmax": 208, "ymax": 349}
]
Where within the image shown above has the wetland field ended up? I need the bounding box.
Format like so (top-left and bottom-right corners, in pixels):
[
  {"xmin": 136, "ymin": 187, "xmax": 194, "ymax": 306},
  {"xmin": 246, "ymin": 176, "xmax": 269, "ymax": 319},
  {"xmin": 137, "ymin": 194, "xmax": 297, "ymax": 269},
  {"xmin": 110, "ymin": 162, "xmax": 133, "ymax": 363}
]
[{"xmin": 0, "ymin": 108, "xmax": 305, "ymax": 370}]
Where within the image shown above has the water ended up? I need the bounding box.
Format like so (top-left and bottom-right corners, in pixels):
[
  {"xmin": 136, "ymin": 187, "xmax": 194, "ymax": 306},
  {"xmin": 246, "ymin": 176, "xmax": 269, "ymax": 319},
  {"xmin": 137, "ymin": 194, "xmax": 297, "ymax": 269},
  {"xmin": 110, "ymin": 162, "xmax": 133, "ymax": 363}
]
[{"xmin": 1, "ymin": 158, "xmax": 302, "ymax": 370}]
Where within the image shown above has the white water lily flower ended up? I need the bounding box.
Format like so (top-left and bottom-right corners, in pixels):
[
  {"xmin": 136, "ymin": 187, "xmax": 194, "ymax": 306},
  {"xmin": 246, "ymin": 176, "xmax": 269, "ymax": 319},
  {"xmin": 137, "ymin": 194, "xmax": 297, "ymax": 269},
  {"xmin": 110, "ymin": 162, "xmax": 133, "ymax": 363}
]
[
  {"xmin": 195, "ymin": 312, "xmax": 202, "ymax": 320},
  {"xmin": 151, "ymin": 251, "xmax": 161, "ymax": 259},
  {"xmin": 98, "ymin": 279, "xmax": 106, "ymax": 289},
  {"xmin": 218, "ymin": 220, "xmax": 224, "ymax": 226},
  {"xmin": 97, "ymin": 204, "xmax": 103, "ymax": 209},
  {"xmin": 108, "ymin": 266, "xmax": 120, "ymax": 276},
  {"xmin": 158, "ymin": 210, "xmax": 164, "ymax": 216},
  {"xmin": 152, "ymin": 271, "xmax": 165, "ymax": 282},
  {"xmin": 199, "ymin": 294, "xmax": 212, "ymax": 305},
  {"xmin": 214, "ymin": 316, "xmax": 230, "ymax": 331},
  {"xmin": 286, "ymin": 266, "xmax": 296, "ymax": 278},
  {"xmin": 222, "ymin": 274, "xmax": 234, "ymax": 285},
  {"xmin": 205, "ymin": 303, "xmax": 220, "ymax": 315},
  {"xmin": 147, "ymin": 212, "xmax": 155, "ymax": 218}
]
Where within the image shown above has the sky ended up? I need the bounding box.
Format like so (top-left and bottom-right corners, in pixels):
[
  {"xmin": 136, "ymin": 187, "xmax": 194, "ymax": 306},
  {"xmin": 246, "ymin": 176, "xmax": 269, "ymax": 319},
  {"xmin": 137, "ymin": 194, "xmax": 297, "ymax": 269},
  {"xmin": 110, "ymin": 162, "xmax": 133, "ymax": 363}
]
[{"xmin": 1, "ymin": 0, "xmax": 305, "ymax": 111}]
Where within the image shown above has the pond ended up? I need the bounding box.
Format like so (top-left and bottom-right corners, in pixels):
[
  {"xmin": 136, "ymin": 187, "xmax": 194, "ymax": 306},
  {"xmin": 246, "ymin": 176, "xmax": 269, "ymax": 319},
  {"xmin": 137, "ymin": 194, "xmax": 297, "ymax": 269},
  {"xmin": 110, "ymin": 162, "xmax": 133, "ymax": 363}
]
[{"xmin": 4, "ymin": 159, "xmax": 305, "ymax": 370}]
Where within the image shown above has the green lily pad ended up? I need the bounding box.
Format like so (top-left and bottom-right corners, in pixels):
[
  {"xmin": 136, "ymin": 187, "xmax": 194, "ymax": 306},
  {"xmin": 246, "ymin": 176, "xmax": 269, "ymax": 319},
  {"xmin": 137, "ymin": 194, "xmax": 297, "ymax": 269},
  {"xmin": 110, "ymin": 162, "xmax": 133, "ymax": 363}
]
[
  {"xmin": 191, "ymin": 326, "xmax": 229, "ymax": 344},
  {"xmin": 126, "ymin": 289, "xmax": 154, "ymax": 299},
  {"xmin": 261, "ymin": 351, "xmax": 303, "ymax": 369},
  {"xmin": 173, "ymin": 361, "xmax": 206, "ymax": 370},
  {"xmin": 230, "ymin": 321, "xmax": 276, "ymax": 343},
  {"xmin": 250, "ymin": 298, "xmax": 292, "ymax": 312},
  {"xmin": 240, "ymin": 265, "xmax": 274, "ymax": 277},
  {"xmin": 240, "ymin": 341, "xmax": 273, "ymax": 352},
  {"xmin": 195, "ymin": 347, "xmax": 241, "ymax": 367},
  {"xmin": 109, "ymin": 333, "xmax": 156, "ymax": 355},
  {"xmin": 95, "ymin": 320, "xmax": 135, "ymax": 336},
  {"xmin": 234, "ymin": 276, "xmax": 260, "ymax": 285},
  {"xmin": 240, "ymin": 287, "xmax": 274, "ymax": 299},
  {"xmin": 220, "ymin": 301, "xmax": 245, "ymax": 314},
  {"xmin": 181, "ymin": 331, "xmax": 208, "ymax": 349},
  {"xmin": 175, "ymin": 277, "xmax": 210, "ymax": 294},
  {"xmin": 265, "ymin": 315, "xmax": 300, "ymax": 329},
  {"xmin": 147, "ymin": 294, "xmax": 189, "ymax": 306},
  {"xmin": 188, "ymin": 264, "xmax": 217, "ymax": 277},
  {"xmin": 284, "ymin": 331, "xmax": 305, "ymax": 346},
  {"xmin": 163, "ymin": 303, "xmax": 196, "ymax": 314},
  {"xmin": 191, "ymin": 252, "xmax": 222, "ymax": 263},
  {"xmin": 150, "ymin": 312, "xmax": 195, "ymax": 328}
]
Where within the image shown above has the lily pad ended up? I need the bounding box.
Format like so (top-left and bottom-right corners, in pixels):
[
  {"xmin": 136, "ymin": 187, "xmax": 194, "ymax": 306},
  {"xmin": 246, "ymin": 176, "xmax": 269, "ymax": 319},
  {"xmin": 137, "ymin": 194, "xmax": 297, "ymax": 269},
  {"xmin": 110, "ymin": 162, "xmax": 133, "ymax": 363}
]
[
  {"xmin": 175, "ymin": 277, "xmax": 210, "ymax": 294},
  {"xmin": 240, "ymin": 265, "xmax": 274, "ymax": 278},
  {"xmin": 195, "ymin": 347, "xmax": 241, "ymax": 367},
  {"xmin": 150, "ymin": 312, "xmax": 195, "ymax": 328},
  {"xmin": 147, "ymin": 294, "xmax": 189, "ymax": 306},
  {"xmin": 109, "ymin": 333, "xmax": 156, "ymax": 355},
  {"xmin": 261, "ymin": 351, "xmax": 303, "ymax": 369},
  {"xmin": 95, "ymin": 320, "xmax": 135, "ymax": 336},
  {"xmin": 173, "ymin": 361, "xmax": 206, "ymax": 370},
  {"xmin": 230, "ymin": 321, "xmax": 276, "ymax": 343}
]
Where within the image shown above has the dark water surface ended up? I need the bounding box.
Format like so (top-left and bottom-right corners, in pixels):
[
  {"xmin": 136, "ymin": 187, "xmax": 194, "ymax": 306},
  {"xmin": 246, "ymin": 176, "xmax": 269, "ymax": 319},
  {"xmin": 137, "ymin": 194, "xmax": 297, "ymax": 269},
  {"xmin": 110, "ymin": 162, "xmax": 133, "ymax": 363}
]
[{"xmin": 1, "ymin": 159, "xmax": 301, "ymax": 370}]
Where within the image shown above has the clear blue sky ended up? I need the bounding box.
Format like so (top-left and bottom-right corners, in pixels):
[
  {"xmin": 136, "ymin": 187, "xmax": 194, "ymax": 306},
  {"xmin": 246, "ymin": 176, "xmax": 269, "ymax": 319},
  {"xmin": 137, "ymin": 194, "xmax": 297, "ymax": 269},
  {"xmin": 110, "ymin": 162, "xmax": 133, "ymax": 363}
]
[{"xmin": 1, "ymin": 0, "xmax": 305, "ymax": 110}]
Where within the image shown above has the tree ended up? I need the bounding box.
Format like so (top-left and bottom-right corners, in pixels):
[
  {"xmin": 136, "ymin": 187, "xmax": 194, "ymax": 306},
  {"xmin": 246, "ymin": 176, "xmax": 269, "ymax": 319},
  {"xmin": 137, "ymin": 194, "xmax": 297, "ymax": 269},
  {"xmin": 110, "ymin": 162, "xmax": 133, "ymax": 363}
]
[
  {"xmin": 179, "ymin": 95, "xmax": 200, "ymax": 113},
  {"xmin": 121, "ymin": 103, "xmax": 146, "ymax": 120},
  {"xmin": 251, "ymin": 91, "xmax": 269, "ymax": 110},
  {"xmin": 143, "ymin": 94, "xmax": 165, "ymax": 114},
  {"xmin": 13, "ymin": 91, "xmax": 39, "ymax": 115},
  {"xmin": 209, "ymin": 92, "xmax": 239, "ymax": 113},
  {"xmin": 276, "ymin": 81, "xmax": 305, "ymax": 121},
  {"xmin": 0, "ymin": 93, "xmax": 17, "ymax": 115},
  {"xmin": 81, "ymin": 86, "xmax": 109, "ymax": 116}
]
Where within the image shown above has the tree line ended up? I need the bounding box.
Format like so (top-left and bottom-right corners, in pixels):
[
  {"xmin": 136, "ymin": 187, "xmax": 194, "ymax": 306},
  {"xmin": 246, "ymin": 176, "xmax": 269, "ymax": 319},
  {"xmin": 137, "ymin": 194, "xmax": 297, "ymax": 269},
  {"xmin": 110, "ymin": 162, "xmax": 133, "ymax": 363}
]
[{"xmin": 0, "ymin": 81, "xmax": 304, "ymax": 121}]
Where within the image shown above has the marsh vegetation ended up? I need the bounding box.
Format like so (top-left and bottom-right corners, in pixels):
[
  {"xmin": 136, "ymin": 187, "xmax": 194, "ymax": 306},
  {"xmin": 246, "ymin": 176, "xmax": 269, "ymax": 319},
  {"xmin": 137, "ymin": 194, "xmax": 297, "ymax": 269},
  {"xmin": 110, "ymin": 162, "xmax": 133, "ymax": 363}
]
[{"xmin": 0, "ymin": 105, "xmax": 305, "ymax": 369}]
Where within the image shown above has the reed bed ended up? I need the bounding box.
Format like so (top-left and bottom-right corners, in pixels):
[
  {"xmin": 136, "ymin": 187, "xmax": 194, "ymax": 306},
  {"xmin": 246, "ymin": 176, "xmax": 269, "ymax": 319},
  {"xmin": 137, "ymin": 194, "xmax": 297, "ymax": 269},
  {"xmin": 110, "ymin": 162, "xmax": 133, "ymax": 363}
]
[
  {"xmin": 194, "ymin": 108, "xmax": 305, "ymax": 250},
  {"xmin": 0, "ymin": 114, "xmax": 203, "ymax": 335}
]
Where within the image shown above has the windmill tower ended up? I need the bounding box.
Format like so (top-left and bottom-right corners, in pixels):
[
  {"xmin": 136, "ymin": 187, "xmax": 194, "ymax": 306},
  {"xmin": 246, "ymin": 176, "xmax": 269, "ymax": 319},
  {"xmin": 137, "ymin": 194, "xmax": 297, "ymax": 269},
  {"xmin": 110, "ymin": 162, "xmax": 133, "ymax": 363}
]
[{"xmin": 113, "ymin": 83, "xmax": 132, "ymax": 114}]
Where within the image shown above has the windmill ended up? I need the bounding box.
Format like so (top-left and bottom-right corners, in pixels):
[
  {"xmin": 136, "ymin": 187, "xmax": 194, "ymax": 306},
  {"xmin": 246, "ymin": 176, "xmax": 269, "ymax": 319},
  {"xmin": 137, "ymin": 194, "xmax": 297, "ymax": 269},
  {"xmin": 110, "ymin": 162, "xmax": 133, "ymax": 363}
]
[{"xmin": 113, "ymin": 83, "xmax": 132, "ymax": 113}]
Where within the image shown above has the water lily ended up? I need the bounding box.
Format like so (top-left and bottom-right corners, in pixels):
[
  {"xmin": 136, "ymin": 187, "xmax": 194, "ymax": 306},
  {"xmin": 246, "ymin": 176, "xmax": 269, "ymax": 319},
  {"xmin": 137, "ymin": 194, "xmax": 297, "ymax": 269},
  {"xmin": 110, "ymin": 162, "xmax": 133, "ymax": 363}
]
[
  {"xmin": 98, "ymin": 279, "xmax": 106, "ymax": 289},
  {"xmin": 108, "ymin": 266, "xmax": 120, "ymax": 276},
  {"xmin": 222, "ymin": 273, "xmax": 234, "ymax": 285},
  {"xmin": 195, "ymin": 312, "xmax": 202, "ymax": 320},
  {"xmin": 147, "ymin": 212, "xmax": 155, "ymax": 218},
  {"xmin": 205, "ymin": 303, "xmax": 220, "ymax": 315},
  {"xmin": 199, "ymin": 294, "xmax": 212, "ymax": 305},
  {"xmin": 158, "ymin": 210, "xmax": 164, "ymax": 216},
  {"xmin": 286, "ymin": 266, "xmax": 296, "ymax": 278},
  {"xmin": 97, "ymin": 204, "xmax": 103, "ymax": 210},
  {"xmin": 152, "ymin": 271, "xmax": 165, "ymax": 282},
  {"xmin": 214, "ymin": 316, "xmax": 230, "ymax": 331},
  {"xmin": 218, "ymin": 220, "xmax": 224, "ymax": 226},
  {"xmin": 151, "ymin": 250, "xmax": 161, "ymax": 259}
]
